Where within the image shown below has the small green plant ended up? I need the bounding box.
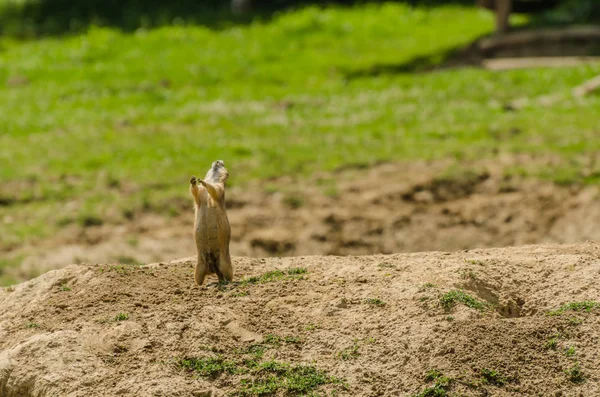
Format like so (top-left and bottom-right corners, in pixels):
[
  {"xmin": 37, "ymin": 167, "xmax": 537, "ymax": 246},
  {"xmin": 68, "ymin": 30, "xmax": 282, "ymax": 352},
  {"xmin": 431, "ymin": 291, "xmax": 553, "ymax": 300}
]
[
  {"xmin": 440, "ymin": 290, "xmax": 486, "ymax": 311},
  {"xmin": 116, "ymin": 256, "xmax": 144, "ymax": 266},
  {"xmin": 568, "ymin": 317, "xmax": 583, "ymax": 325},
  {"xmin": 565, "ymin": 362, "xmax": 585, "ymax": 383},
  {"xmin": 26, "ymin": 322, "xmax": 40, "ymax": 329},
  {"xmin": 480, "ymin": 368, "xmax": 506, "ymax": 386},
  {"xmin": 239, "ymin": 268, "xmax": 308, "ymax": 286},
  {"xmin": 565, "ymin": 346, "xmax": 576, "ymax": 357},
  {"xmin": 283, "ymin": 194, "xmax": 304, "ymax": 209},
  {"xmin": 364, "ymin": 298, "xmax": 386, "ymax": 306},
  {"xmin": 337, "ymin": 342, "xmax": 360, "ymax": 360},
  {"xmin": 425, "ymin": 369, "xmax": 443, "ymax": 381},
  {"xmin": 545, "ymin": 337, "xmax": 558, "ymax": 350},
  {"xmin": 232, "ymin": 290, "xmax": 250, "ymax": 297},
  {"xmin": 242, "ymin": 344, "xmax": 266, "ymax": 359},
  {"xmin": 284, "ymin": 336, "xmax": 301, "ymax": 344},
  {"xmin": 547, "ymin": 301, "xmax": 598, "ymax": 316},
  {"xmin": 378, "ymin": 262, "xmax": 395, "ymax": 269},
  {"xmin": 304, "ymin": 324, "xmax": 317, "ymax": 331},
  {"xmin": 265, "ymin": 334, "xmax": 282, "ymax": 346},
  {"xmin": 445, "ymin": 315, "xmax": 454, "ymax": 322},
  {"xmin": 178, "ymin": 357, "xmax": 239, "ymax": 378},
  {"xmin": 464, "ymin": 259, "xmax": 484, "ymax": 266},
  {"xmin": 459, "ymin": 269, "xmax": 477, "ymax": 280},
  {"xmin": 287, "ymin": 267, "xmax": 307, "ymax": 275},
  {"xmin": 114, "ymin": 313, "xmax": 129, "ymax": 322},
  {"xmin": 59, "ymin": 283, "xmax": 71, "ymax": 291},
  {"xmin": 235, "ymin": 361, "xmax": 343, "ymax": 396},
  {"xmin": 421, "ymin": 282, "xmax": 436, "ymax": 289},
  {"xmin": 411, "ymin": 370, "xmax": 453, "ymax": 397}
]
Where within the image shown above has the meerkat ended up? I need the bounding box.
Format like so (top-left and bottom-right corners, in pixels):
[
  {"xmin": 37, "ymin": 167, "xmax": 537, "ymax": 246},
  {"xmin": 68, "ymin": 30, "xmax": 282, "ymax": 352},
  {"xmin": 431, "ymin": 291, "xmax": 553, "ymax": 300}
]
[{"xmin": 189, "ymin": 160, "xmax": 233, "ymax": 286}]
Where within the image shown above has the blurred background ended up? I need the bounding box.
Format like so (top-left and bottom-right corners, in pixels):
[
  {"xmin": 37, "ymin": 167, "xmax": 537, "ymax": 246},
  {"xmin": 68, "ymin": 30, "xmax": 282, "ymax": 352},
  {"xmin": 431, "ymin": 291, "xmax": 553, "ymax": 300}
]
[{"xmin": 0, "ymin": 0, "xmax": 599, "ymax": 285}]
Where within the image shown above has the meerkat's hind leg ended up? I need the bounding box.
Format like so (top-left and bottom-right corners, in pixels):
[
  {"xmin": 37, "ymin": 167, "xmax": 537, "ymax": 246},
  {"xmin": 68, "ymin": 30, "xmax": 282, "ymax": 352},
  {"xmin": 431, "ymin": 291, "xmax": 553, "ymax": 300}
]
[
  {"xmin": 194, "ymin": 257, "xmax": 208, "ymax": 286},
  {"xmin": 218, "ymin": 250, "xmax": 233, "ymax": 282}
]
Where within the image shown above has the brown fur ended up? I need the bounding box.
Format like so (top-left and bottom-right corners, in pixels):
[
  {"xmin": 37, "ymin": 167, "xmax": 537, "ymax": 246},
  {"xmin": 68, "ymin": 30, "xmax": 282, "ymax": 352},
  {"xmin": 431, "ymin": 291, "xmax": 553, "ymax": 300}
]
[{"xmin": 189, "ymin": 160, "xmax": 232, "ymax": 286}]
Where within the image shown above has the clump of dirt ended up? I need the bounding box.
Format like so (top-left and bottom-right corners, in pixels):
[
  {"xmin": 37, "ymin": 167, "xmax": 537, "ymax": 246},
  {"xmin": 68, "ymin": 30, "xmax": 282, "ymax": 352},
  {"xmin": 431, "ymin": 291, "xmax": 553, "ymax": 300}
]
[
  {"xmin": 1, "ymin": 242, "xmax": 599, "ymax": 396},
  {"xmin": 5, "ymin": 156, "xmax": 600, "ymax": 282}
]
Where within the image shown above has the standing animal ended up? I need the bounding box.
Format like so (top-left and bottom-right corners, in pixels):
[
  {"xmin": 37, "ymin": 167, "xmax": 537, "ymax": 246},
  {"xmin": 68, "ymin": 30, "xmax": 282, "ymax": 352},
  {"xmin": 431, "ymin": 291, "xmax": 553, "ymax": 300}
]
[{"xmin": 189, "ymin": 160, "xmax": 233, "ymax": 286}]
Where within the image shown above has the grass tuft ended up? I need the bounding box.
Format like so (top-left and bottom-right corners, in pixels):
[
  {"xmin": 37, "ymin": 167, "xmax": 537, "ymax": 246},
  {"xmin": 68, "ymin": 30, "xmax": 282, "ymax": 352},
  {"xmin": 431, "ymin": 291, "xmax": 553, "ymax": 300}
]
[
  {"xmin": 547, "ymin": 301, "xmax": 598, "ymax": 316},
  {"xmin": 364, "ymin": 298, "xmax": 386, "ymax": 306},
  {"xmin": 114, "ymin": 313, "xmax": 129, "ymax": 322},
  {"xmin": 439, "ymin": 289, "xmax": 487, "ymax": 311},
  {"xmin": 178, "ymin": 356, "xmax": 239, "ymax": 378},
  {"xmin": 565, "ymin": 362, "xmax": 585, "ymax": 383},
  {"xmin": 480, "ymin": 368, "xmax": 506, "ymax": 386}
]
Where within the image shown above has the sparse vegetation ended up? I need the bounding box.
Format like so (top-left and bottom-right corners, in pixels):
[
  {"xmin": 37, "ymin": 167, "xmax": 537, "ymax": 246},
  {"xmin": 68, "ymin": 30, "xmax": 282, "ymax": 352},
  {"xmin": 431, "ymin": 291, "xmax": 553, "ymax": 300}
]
[
  {"xmin": 240, "ymin": 268, "xmax": 308, "ymax": 286},
  {"xmin": 565, "ymin": 346, "xmax": 576, "ymax": 357},
  {"xmin": 236, "ymin": 360, "xmax": 343, "ymax": 396},
  {"xmin": 480, "ymin": 368, "xmax": 507, "ymax": 386},
  {"xmin": 304, "ymin": 324, "xmax": 317, "ymax": 331},
  {"xmin": 411, "ymin": 369, "xmax": 453, "ymax": 397},
  {"xmin": 565, "ymin": 362, "xmax": 585, "ymax": 383},
  {"xmin": 284, "ymin": 336, "xmax": 301, "ymax": 344},
  {"xmin": 545, "ymin": 336, "xmax": 558, "ymax": 350},
  {"xmin": 286, "ymin": 267, "xmax": 308, "ymax": 275},
  {"xmin": 282, "ymin": 194, "xmax": 304, "ymax": 209},
  {"xmin": 178, "ymin": 356, "xmax": 239, "ymax": 378},
  {"xmin": 440, "ymin": 290, "xmax": 487, "ymax": 311},
  {"xmin": 364, "ymin": 298, "xmax": 386, "ymax": 306},
  {"xmin": 178, "ymin": 356, "xmax": 342, "ymax": 395},
  {"xmin": 59, "ymin": 283, "xmax": 71, "ymax": 292},
  {"xmin": 464, "ymin": 259, "xmax": 485, "ymax": 266},
  {"xmin": 114, "ymin": 313, "xmax": 129, "ymax": 322},
  {"xmin": 26, "ymin": 322, "xmax": 40, "ymax": 329},
  {"xmin": 419, "ymin": 283, "xmax": 436, "ymax": 292},
  {"xmin": 459, "ymin": 269, "xmax": 477, "ymax": 280},
  {"xmin": 337, "ymin": 342, "xmax": 360, "ymax": 361},
  {"xmin": 547, "ymin": 301, "xmax": 598, "ymax": 316}
]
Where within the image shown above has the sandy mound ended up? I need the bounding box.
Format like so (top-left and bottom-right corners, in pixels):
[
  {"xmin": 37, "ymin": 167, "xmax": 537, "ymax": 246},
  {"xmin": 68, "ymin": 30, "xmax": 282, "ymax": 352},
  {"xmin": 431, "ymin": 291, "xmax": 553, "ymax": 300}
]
[{"xmin": 1, "ymin": 242, "xmax": 600, "ymax": 396}]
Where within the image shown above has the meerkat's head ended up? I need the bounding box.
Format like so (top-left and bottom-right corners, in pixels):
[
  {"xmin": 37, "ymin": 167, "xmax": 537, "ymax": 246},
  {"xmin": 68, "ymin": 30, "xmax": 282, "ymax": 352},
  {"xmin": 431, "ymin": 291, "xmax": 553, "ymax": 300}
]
[{"xmin": 204, "ymin": 160, "xmax": 229, "ymax": 184}]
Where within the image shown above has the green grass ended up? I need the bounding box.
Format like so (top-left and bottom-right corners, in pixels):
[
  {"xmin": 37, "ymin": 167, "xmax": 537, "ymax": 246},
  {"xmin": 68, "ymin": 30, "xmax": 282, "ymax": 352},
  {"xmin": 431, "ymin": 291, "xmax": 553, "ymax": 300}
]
[
  {"xmin": 479, "ymin": 368, "xmax": 507, "ymax": 386},
  {"xmin": 547, "ymin": 301, "xmax": 598, "ymax": 316},
  {"xmin": 565, "ymin": 346, "xmax": 576, "ymax": 357},
  {"xmin": 178, "ymin": 356, "xmax": 343, "ymax": 395},
  {"xmin": 565, "ymin": 362, "xmax": 585, "ymax": 383},
  {"xmin": 545, "ymin": 336, "xmax": 558, "ymax": 350},
  {"xmin": 337, "ymin": 342, "xmax": 360, "ymax": 360},
  {"xmin": 411, "ymin": 369, "xmax": 453, "ymax": 397},
  {"xmin": 1, "ymin": 3, "xmax": 600, "ymax": 283},
  {"xmin": 439, "ymin": 289, "xmax": 487, "ymax": 311},
  {"xmin": 364, "ymin": 297, "xmax": 386, "ymax": 306},
  {"xmin": 237, "ymin": 360, "xmax": 343, "ymax": 396},
  {"xmin": 114, "ymin": 312, "xmax": 129, "ymax": 321},
  {"xmin": 239, "ymin": 268, "xmax": 307, "ymax": 286}
]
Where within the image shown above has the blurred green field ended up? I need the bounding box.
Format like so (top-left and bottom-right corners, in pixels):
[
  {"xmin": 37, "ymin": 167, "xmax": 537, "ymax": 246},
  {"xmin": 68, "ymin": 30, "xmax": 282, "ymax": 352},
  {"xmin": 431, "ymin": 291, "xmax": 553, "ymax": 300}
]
[{"xmin": 1, "ymin": 3, "xmax": 600, "ymax": 283}]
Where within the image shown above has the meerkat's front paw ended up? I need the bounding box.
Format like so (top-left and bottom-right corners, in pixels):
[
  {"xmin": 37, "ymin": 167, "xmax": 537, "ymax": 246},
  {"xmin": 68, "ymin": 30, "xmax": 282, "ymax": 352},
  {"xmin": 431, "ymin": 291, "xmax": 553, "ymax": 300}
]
[
  {"xmin": 198, "ymin": 179, "xmax": 206, "ymax": 187},
  {"xmin": 190, "ymin": 175, "xmax": 197, "ymax": 185}
]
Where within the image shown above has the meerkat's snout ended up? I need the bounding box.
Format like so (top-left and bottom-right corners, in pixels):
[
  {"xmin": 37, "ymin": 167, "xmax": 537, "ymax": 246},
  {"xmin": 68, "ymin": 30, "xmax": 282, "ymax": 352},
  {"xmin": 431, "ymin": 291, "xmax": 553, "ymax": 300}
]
[{"xmin": 213, "ymin": 160, "xmax": 225, "ymax": 168}]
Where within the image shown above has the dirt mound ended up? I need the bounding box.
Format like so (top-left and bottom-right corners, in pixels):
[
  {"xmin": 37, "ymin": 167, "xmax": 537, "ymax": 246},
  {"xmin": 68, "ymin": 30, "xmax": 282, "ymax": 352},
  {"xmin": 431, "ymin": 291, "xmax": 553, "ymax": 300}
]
[
  {"xmin": 1, "ymin": 242, "xmax": 600, "ymax": 396},
  {"xmin": 9, "ymin": 157, "xmax": 600, "ymax": 282}
]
